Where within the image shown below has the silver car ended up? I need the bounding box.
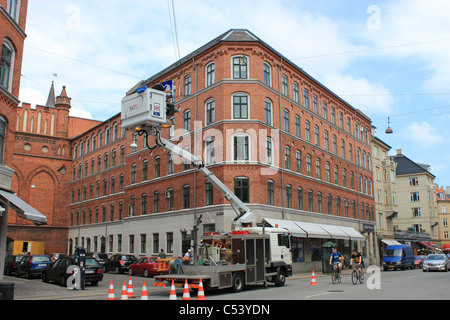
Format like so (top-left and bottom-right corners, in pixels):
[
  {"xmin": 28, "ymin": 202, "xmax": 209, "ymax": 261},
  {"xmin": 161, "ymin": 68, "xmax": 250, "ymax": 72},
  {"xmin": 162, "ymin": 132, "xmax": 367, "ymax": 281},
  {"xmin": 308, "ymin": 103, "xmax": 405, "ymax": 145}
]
[{"xmin": 422, "ymin": 254, "xmax": 450, "ymax": 272}]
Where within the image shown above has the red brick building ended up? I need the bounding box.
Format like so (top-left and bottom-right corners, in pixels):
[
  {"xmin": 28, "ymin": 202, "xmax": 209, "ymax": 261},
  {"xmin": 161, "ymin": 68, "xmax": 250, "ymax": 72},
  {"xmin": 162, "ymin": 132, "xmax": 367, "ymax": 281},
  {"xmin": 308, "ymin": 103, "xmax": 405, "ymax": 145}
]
[
  {"xmin": 66, "ymin": 30, "xmax": 377, "ymax": 271},
  {"xmin": 0, "ymin": 0, "xmax": 27, "ymax": 170},
  {"xmin": 9, "ymin": 84, "xmax": 101, "ymax": 254},
  {"xmin": 1, "ymin": 0, "xmax": 46, "ymax": 276}
]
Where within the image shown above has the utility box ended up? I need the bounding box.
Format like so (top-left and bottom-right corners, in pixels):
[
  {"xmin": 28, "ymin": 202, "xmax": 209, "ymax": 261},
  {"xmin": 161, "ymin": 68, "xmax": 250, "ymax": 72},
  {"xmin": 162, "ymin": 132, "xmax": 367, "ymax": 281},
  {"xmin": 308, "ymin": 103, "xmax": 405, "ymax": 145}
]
[{"xmin": 121, "ymin": 88, "xmax": 167, "ymax": 131}]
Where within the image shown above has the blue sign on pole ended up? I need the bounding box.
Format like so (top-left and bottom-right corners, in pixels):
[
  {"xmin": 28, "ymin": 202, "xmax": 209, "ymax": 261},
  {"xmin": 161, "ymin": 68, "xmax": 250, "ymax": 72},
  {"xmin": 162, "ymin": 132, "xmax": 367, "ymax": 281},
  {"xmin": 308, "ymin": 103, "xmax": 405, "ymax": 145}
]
[{"xmin": 162, "ymin": 80, "xmax": 173, "ymax": 91}]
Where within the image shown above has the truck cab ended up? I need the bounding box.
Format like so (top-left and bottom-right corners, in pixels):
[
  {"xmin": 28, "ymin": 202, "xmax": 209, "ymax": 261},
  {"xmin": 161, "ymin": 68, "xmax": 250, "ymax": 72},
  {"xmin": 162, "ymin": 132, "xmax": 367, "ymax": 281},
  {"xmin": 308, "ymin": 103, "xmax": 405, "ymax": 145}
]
[{"xmin": 242, "ymin": 227, "xmax": 292, "ymax": 267}]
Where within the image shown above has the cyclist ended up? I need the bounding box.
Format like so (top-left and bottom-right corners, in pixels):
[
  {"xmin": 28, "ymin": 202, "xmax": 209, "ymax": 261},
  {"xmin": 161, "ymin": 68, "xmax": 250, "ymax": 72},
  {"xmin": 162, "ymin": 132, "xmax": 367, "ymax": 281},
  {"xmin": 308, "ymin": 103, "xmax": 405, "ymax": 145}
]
[
  {"xmin": 350, "ymin": 249, "xmax": 364, "ymax": 277},
  {"xmin": 329, "ymin": 248, "xmax": 344, "ymax": 277}
]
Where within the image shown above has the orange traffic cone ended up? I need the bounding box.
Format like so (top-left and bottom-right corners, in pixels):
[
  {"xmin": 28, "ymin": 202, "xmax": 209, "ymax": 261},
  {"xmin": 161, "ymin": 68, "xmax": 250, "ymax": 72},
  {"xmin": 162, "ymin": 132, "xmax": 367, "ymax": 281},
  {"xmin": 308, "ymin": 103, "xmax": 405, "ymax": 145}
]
[
  {"xmin": 141, "ymin": 281, "xmax": 148, "ymax": 300},
  {"xmin": 120, "ymin": 281, "xmax": 128, "ymax": 300},
  {"xmin": 310, "ymin": 269, "xmax": 317, "ymax": 285},
  {"xmin": 127, "ymin": 276, "xmax": 135, "ymax": 298},
  {"xmin": 107, "ymin": 280, "xmax": 115, "ymax": 300},
  {"xmin": 169, "ymin": 280, "xmax": 177, "ymax": 300},
  {"xmin": 196, "ymin": 279, "xmax": 207, "ymax": 300},
  {"xmin": 182, "ymin": 279, "xmax": 190, "ymax": 300}
]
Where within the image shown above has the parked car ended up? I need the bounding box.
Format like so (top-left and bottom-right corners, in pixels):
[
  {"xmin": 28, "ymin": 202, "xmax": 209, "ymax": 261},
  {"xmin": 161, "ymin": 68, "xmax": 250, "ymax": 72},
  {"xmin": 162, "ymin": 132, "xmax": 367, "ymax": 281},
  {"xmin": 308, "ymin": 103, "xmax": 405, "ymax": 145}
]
[
  {"xmin": 104, "ymin": 254, "xmax": 137, "ymax": 274},
  {"xmin": 414, "ymin": 255, "xmax": 426, "ymax": 269},
  {"xmin": 42, "ymin": 256, "xmax": 104, "ymax": 287},
  {"xmin": 49, "ymin": 253, "xmax": 65, "ymax": 262},
  {"xmin": 129, "ymin": 257, "xmax": 167, "ymax": 277},
  {"xmin": 4, "ymin": 255, "xmax": 23, "ymax": 276},
  {"xmin": 15, "ymin": 255, "xmax": 52, "ymax": 279},
  {"xmin": 422, "ymin": 254, "xmax": 450, "ymax": 272},
  {"xmin": 88, "ymin": 252, "xmax": 108, "ymax": 268}
]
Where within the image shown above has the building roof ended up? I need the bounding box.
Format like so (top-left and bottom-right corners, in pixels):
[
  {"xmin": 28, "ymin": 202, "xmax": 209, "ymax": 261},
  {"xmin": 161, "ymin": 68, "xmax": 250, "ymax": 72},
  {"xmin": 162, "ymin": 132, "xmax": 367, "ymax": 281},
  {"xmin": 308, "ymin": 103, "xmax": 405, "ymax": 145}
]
[
  {"xmin": 435, "ymin": 186, "xmax": 450, "ymax": 201},
  {"xmin": 391, "ymin": 152, "xmax": 435, "ymax": 178},
  {"xmin": 130, "ymin": 29, "xmax": 371, "ymax": 122},
  {"xmin": 45, "ymin": 81, "xmax": 56, "ymax": 108}
]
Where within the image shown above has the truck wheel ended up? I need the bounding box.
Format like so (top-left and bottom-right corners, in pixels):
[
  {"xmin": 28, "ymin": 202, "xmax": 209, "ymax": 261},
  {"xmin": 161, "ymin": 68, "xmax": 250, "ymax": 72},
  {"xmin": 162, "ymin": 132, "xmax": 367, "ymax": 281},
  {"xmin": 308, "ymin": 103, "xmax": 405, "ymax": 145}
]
[
  {"xmin": 275, "ymin": 269, "xmax": 286, "ymax": 287},
  {"xmin": 231, "ymin": 273, "xmax": 244, "ymax": 293}
]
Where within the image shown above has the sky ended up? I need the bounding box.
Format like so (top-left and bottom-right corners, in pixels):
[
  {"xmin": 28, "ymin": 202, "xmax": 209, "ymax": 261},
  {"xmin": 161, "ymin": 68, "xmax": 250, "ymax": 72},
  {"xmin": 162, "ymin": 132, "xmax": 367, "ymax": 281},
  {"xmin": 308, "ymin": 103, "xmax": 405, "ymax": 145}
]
[{"xmin": 18, "ymin": 0, "xmax": 450, "ymax": 186}]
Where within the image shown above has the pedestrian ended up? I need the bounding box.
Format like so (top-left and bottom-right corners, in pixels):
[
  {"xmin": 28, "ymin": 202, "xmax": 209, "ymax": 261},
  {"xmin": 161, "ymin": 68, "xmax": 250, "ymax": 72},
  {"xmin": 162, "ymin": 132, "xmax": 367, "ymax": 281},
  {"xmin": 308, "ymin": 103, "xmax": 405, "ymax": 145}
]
[
  {"xmin": 184, "ymin": 249, "xmax": 192, "ymax": 265},
  {"xmin": 159, "ymin": 248, "xmax": 166, "ymax": 259}
]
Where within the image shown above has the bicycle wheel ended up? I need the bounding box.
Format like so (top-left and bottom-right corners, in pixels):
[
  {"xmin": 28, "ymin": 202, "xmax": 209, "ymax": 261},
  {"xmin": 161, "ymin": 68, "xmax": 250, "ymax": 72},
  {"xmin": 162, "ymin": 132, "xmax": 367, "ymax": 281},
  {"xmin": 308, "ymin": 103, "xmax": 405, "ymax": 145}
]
[
  {"xmin": 359, "ymin": 270, "xmax": 364, "ymax": 284},
  {"xmin": 331, "ymin": 270, "xmax": 337, "ymax": 284},
  {"xmin": 351, "ymin": 269, "xmax": 358, "ymax": 285}
]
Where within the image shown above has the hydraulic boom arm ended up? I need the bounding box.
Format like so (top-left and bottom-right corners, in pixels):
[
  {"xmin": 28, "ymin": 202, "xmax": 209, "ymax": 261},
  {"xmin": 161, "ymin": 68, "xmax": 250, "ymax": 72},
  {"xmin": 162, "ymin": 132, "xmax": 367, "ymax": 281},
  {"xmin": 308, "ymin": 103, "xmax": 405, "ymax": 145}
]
[{"xmin": 144, "ymin": 129, "xmax": 253, "ymax": 228}]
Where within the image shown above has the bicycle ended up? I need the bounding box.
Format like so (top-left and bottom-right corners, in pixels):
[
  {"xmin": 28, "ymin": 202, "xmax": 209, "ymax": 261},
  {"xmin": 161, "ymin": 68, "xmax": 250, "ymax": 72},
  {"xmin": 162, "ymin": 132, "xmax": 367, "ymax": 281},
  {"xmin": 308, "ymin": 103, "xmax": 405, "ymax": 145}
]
[
  {"xmin": 351, "ymin": 264, "xmax": 364, "ymax": 285},
  {"xmin": 331, "ymin": 263, "xmax": 342, "ymax": 284}
]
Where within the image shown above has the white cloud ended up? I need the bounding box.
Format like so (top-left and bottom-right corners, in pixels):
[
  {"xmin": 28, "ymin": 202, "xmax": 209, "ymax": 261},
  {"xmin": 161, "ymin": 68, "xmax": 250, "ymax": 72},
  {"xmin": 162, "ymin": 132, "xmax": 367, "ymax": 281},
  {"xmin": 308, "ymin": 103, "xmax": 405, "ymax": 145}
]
[
  {"xmin": 402, "ymin": 121, "xmax": 443, "ymax": 146},
  {"xmin": 323, "ymin": 74, "xmax": 394, "ymax": 117},
  {"xmin": 359, "ymin": 0, "xmax": 450, "ymax": 92}
]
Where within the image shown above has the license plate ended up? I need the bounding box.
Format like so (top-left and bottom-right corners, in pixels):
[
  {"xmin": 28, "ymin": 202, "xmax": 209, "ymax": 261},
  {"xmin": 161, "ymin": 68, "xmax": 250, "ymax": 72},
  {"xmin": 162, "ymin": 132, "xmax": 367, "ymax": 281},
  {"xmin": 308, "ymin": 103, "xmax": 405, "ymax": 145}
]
[
  {"xmin": 38, "ymin": 264, "xmax": 47, "ymax": 267},
  {"xmin": 85, "ymin": 270, "xmax": 95, "ymax": 274}
]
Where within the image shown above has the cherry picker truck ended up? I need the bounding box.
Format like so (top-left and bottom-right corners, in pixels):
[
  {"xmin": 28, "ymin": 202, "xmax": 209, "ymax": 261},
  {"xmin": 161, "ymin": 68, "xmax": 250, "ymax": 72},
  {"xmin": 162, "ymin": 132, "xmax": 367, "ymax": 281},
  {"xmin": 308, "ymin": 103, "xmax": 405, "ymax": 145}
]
[{"xmin": 121, "ymin": 84, "xmax": 292, "ymax": 292}]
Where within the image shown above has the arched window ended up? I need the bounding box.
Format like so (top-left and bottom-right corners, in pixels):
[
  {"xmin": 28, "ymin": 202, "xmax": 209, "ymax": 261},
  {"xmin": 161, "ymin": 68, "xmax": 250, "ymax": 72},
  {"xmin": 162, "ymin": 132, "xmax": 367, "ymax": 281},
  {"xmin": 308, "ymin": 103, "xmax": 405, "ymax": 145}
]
[
  {"xmin": 232, "ymin": 55, "xmax": 248, "ymax": 79},
  {"xmin": 234, "ymin": 177, "xmax": 249, "ymax": 203},
  {"xmin": 206, "ymin": 62, "xmax": 215, "ymax": 87},
  {"xmin": 265, "ymin": 99, "xmax": 272, "ymax": 125},
  {"xmin": 0, "ymin": 39, "xmax": 15, "ymax": 91},
  {"xmin": 205, "ymin": 99, "xmax": 215, "ymax": 125},
  {"xmin": 263, "ymin": 62, "xmax": 271, "ymax": 87},
  {"xmin": 232, "ymin": 133, "xmax": 250, "ymax": 161},
  {"xmin": 0, "ymin": 116, "xmax": 6, "ymax": 164},
  {"xmin": 232, "ymin": 93, "xmax": 249, "ymax": 119}
]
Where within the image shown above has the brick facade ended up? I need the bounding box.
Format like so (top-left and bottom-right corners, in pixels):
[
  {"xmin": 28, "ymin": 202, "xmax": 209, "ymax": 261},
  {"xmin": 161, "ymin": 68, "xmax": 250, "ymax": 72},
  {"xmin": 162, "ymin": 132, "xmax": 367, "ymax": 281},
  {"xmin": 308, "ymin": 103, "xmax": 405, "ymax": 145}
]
[
  {"xmin": 8, "ymin": 85, "xmax": 101, "ymax": 253},
  {"xmin": 6, "ymin": 29, "xmax": 376, "ymax": 264},
  {"xmin": 67, "ymin": 30, "xmax": 376, "ymax": 262}
]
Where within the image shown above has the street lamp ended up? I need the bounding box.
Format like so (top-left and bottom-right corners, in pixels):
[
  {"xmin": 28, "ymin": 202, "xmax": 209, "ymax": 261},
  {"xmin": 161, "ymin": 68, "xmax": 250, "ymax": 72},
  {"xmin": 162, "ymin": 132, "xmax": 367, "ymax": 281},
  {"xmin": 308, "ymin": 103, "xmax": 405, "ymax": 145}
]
[{"xmin": 385, "ymin": 117, "xmax": 393, "ymax": 134}]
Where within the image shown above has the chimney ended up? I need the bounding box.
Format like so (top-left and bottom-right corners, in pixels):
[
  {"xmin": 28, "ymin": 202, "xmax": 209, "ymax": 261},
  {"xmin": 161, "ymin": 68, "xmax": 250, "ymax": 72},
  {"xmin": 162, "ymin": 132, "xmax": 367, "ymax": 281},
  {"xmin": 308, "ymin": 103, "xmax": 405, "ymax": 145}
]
[{"xmin": 396, "ymin": 149, "xmax": 402, "ymax": 156}]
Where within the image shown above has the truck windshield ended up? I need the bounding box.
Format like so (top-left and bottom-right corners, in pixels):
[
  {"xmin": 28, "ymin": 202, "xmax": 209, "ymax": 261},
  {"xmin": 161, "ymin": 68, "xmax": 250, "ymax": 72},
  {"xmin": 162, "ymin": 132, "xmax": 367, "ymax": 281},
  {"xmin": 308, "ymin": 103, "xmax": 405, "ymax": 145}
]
[{"xmin": 385, "ymin": 249, "xmax": 402, "ymax": 257}]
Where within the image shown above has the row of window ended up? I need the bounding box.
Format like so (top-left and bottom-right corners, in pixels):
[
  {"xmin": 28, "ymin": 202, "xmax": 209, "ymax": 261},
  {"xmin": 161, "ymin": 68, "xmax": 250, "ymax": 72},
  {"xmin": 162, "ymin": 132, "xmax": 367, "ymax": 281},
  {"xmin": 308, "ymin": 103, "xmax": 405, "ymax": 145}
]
[
  {"xmin": 73, "ymin": 123, "xmax": 123, "ymax": 159},
  {"xmin": 177, "ymin": 55, "xmax": 369, "ymax": 141},
  {"xmin": 72, "ymin": 146, "xmax": 125, "ymax": 181},
  {"xmin": 70, "ymin": 230, "xmax": 192, "ymax": 256},
  {"xmin": 167, "ymin": 93, "xmax": 370, "ymax": 150},
  {"xmin": 71, "ymin": 176, "xmax": 374, "ymax": 228},
  {"xmin": 273, "ymin": 181, "xmax": 374, "ymax": 220}
]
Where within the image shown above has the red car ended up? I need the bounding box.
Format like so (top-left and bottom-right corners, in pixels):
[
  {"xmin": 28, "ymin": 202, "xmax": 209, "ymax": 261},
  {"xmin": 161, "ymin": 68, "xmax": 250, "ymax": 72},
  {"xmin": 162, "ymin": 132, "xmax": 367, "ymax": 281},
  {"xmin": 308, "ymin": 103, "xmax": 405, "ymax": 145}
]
[
  {"xmin": 414, "ymin": 255, "xmax": 426, "ymax": 268},
  {"xmin": 128, "ymin": 257, "xmax": 165, "ymax": 277}
]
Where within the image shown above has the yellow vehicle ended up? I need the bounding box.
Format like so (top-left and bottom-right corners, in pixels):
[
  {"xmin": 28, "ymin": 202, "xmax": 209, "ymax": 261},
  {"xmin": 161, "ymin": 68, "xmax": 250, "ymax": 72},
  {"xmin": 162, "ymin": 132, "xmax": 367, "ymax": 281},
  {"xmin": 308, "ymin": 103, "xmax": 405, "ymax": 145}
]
[{"xmin": 12, "ymin": 241, "xmax": 45, "ymax": 255}]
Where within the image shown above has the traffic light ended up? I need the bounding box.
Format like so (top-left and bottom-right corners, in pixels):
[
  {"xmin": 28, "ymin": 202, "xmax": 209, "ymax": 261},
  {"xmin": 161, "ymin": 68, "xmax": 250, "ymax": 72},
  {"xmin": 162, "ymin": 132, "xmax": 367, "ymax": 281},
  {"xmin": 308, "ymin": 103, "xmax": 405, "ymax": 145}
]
[{"xmin": 166, "ymin": 103, "xmax": 180, "ymax": 117}]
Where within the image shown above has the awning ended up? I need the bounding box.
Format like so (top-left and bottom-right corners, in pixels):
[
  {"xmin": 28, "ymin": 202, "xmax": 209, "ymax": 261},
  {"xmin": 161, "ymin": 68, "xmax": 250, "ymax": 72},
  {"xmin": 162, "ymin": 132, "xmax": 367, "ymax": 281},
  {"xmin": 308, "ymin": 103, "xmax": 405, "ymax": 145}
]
[
  {"xmin": 338, "ymin": 226, "xmax": 366, "ymax": 241},
  {"xmin": 417, "ymin": 241, "xmax": 435, "ymax": 250},
  {"xmin": 294, "ymin": 221, "xmax": 331, "ymax": 239},
  {"xmin": 385, "ymin": 211, "xmax": 398, "ymax": 218},
  {"xmin": 319, "ymin": 224, "xmax": 350, "ymax": 240},
  {"xmin": 263, "ymin": 218, "xmax": 365, "ymax": 241},
  {"xmin": 263, "ymin": 218, "xmax": 307, "ymax": 237},
  {"xmin": 0, "ymin": 189, "xmax": 47, "ymax": 226},
  {"xmin": 382, "ymin": 239, "xmax": 402, "ymax": 246}
]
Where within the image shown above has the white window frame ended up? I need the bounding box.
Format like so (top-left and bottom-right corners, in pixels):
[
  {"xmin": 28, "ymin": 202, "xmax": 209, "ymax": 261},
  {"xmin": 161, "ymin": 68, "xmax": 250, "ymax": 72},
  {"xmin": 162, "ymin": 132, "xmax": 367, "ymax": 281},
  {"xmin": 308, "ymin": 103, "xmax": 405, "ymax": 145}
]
[
  {"xmin": 231, "ymin": 133, "xmax": 251, "ymax": 162},
  {"xmin": 0, "ymin": 39, "xmax": 15, "ymax": 92},
  {"xmin": 231, "ymin": 92, "xmax": 250, "ymax": 120},
  {"xmin": 206, "ymin": 62, "xmax": 215, "ymax": 87},
  {"xmin": 231, "ymin": 55, "xmax": 249, "ymax": 79}
]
